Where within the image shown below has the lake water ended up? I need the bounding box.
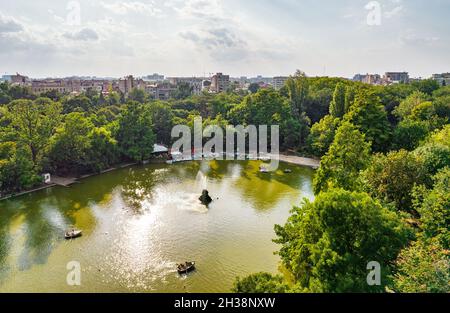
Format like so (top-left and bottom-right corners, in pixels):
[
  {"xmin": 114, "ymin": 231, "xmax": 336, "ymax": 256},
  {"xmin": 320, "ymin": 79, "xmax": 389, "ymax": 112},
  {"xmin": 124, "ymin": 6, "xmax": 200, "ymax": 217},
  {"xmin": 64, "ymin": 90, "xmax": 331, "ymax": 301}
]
[{"xmin": 0, "ymin": 160, "xmax": 314, "ymax": 292}]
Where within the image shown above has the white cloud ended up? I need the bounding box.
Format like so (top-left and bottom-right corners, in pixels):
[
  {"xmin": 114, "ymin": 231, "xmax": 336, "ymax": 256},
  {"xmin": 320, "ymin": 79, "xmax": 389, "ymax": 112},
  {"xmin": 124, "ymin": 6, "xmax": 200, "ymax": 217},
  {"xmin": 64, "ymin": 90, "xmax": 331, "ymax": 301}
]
[
  {"xmin": 63, "ymin": 28, "xmax": 99, "ymax": 41},
  {"xmin": 0, "ymin": 13, "xmax": 23, "ymax": 33},
  {"xmin": 100, "ymin": 1, "xmax": 162, "ymax": 16},
  {"xmin": 384, "ymin": 5, "xmax": 403, "ymax": 18}
]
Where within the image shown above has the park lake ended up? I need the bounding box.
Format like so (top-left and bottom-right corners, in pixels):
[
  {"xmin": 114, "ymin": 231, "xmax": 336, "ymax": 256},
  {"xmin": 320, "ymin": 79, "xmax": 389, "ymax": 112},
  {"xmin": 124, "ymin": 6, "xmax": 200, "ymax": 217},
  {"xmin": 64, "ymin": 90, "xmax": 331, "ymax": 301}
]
[{"xmin": 0, "ymin": 160, "xmax": 314, "ymax": 292}]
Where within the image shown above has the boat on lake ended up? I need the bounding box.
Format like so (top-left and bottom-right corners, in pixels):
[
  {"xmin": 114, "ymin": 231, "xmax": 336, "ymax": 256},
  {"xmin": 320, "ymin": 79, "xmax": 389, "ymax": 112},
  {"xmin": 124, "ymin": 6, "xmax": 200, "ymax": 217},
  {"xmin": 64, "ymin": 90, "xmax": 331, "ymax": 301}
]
[
  {"xmin": 65, "ymin": 229, "xmax": 82, "ymax": 239},
  {"xmin": 177, "ymin": 261, "xmax": 196, "ymax": 274}
]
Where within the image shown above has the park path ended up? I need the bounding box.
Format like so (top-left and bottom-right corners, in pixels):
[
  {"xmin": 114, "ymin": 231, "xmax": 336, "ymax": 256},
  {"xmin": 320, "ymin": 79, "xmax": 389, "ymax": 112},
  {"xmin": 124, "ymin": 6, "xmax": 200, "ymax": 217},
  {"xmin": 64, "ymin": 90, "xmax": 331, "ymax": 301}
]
[{"xmin": 277, "ymin": 154, "xmax": 320, "ymax": 169}]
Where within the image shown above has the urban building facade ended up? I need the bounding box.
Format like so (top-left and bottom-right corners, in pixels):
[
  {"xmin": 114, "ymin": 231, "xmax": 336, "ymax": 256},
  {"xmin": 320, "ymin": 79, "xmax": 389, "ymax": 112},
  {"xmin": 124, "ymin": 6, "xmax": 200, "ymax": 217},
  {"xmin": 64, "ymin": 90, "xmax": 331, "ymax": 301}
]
[
  {"xmin": 384, "ymin": 72, "xmax": 409, "ymax": 84},
  {"xmin": 432, "ymin": 73, "xmax": 450, "ymax": 86},
  {"xmin": 210, "ymin": 73, "xmax": 230, "ymax": 93},
  {"xmin": 273, "ymin": 76, "xmax": 289, "ymax": 90}
]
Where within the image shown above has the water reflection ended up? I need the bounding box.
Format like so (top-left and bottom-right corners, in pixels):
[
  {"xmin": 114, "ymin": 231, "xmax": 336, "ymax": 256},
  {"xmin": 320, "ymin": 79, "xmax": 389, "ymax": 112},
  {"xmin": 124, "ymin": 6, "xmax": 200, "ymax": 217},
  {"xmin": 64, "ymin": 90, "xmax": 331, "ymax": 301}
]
[{"xmin": 0, "ymin": 161, "xmax": 314, "ymax": 292}]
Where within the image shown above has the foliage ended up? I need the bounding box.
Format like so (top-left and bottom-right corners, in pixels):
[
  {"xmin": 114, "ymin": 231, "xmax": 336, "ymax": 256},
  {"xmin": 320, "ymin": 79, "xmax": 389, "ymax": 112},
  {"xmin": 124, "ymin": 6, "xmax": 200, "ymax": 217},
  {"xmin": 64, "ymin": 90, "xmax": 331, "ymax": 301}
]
[
  {"xmin": 127, "ymin": 88, "xmax": 147, "ymax": 104},
  {"xmin": 8, "ymin": 98, "xmax": 62, "ymax": 167},
  {"xmin": 248, "ymin": 83, "xmax": 260, "ymax": 94},
  {"xmin": 394, "ymin": 91, "xmax": 430, "ymax": 120},
  {"xmin": 274, "ymin": 189, "xmax": 410, "ymax": 292},
  {"xmin": 233, "ymin": 273, "xmax": 291, "ymax": 293},
  {"xmin": 0, "ymin": 142, "xmax": 40, "ymax": 195},
  {"xmin": 306, "ymin": 115, "xmax": 340, "ymax": 157},
  {"xmin": 329, "ymin": 83, "xmax": 346, "ymax": 118},
  {"xmin": 362, "ymin": 150, "xmax": 426, "ymax": 212},
  {"xmin": 47, "ymin": 112, "xmax": 94, "ymax": 174},
  {"xmin": 148, "ymin": 101, "xmax": 175, "ymax": 145},
  {"xmin": 392, "ymin": 120, "xmax": 429, "ymax": 151},
  {"xmin": 313, "ymin": 122, "xmax": 371, "ymax": 193},
  {"xmin": 392, "ymin": 237, "xmax": 449, "ymax": 293},
  {"xmin": 413, "ymin": 168, "xmax": 450, "ymax": 247},
  {"xmin": 345, "ymin": 92, "xmax": 391, "ymax": 152},
  {"xmin": 116, "ymin": 102, "xmax": 155, "ymax": 162}
]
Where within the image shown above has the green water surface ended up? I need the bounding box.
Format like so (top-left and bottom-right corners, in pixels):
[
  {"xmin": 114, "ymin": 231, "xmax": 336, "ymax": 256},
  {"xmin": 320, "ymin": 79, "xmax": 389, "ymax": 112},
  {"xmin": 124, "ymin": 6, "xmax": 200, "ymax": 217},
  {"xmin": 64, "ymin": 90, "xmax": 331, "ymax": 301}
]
[{"xmin": 0, "ymin": 160, "xmax": 314, "ymax": 292}]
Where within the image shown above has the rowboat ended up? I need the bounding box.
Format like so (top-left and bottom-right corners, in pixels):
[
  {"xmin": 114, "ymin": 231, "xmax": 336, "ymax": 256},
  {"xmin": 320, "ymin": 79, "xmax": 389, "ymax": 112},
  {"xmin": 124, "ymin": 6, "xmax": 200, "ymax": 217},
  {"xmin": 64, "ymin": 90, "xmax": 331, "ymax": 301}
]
[
  {"xmin": 177, "ymin": 261, "xmax": 196, "ymax": 274},
  {"xmin": 65, "ymin": 229, "xmax": 82, "ymax": 239}
]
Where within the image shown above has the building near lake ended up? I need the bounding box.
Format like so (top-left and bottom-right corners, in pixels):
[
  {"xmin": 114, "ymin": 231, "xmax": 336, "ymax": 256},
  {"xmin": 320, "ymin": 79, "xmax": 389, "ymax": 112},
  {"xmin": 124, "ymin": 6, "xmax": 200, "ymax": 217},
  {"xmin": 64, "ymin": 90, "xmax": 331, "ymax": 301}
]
[
  {"xmin": 432, "ymin": 73, "xmax": 450, "ymax": 86},
  {"xmin": 384, "ymin": 72, "xmax": 409, "ymax": 84},
  {"xmin": 272, "ymin": 76, "xmax": 289, "ymax": 90},
  {"xmin": 210, "ymin": 73, "xmax": 230, "ymax": 93}
]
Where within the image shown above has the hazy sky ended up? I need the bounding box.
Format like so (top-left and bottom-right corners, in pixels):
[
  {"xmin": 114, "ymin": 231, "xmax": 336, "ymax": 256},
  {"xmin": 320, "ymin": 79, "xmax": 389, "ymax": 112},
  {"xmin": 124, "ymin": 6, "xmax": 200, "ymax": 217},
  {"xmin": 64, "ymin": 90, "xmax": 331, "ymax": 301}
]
[{"xmin": 0, "ymin": 0, "xmax": 449, "ymax": 78}]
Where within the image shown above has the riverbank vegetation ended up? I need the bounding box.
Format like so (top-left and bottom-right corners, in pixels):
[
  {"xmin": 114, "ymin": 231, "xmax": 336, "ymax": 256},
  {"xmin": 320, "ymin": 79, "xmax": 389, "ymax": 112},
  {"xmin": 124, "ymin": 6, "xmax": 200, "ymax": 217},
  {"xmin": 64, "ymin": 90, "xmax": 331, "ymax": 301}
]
[
  {"xmin": 1, "ymin": 73, "xmax": 449, "ymax": 292},
  {"xmin": 232, "ymin": 76, "xmax": 449, "ymax": 293}
]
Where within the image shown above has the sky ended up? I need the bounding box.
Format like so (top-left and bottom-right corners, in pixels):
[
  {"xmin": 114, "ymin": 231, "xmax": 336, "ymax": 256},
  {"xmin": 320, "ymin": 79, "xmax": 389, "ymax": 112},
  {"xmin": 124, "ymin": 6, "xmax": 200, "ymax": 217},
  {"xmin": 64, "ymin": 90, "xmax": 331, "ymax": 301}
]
[{"xmin": 0, "ymin": 0, "xmax": 449, "ymax": 78}]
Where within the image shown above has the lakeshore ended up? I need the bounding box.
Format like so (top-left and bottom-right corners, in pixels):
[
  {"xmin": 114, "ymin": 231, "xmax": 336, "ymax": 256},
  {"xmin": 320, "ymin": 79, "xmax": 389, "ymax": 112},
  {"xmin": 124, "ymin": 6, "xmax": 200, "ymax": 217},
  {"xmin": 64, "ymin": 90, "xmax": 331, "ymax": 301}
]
[
  {"xmin": 0, "ymin": 155, "xmax": 319, "ymax": 201},
  {"xmin": 0, "ymin": 160, "xmax": 315, "ymax": 292}
]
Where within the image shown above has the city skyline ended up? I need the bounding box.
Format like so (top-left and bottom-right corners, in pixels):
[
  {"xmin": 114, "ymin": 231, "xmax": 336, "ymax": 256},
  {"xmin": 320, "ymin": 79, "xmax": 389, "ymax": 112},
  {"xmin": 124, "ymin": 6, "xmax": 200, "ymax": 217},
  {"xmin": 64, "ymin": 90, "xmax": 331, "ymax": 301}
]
[{"xmin": 1, "ymin": 0, "xmax": 449, "ymax": 78}]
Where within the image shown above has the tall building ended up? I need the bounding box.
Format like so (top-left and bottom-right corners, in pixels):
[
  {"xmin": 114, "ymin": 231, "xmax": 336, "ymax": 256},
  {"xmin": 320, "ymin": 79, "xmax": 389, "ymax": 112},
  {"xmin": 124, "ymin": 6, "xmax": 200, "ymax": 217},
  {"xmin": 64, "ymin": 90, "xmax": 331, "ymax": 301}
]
[
  {"xmin": 167, "ymin": 77, "xmax": 205, "ymax": 95},
  {"xmin": 272, "ymin": 76, "xmax": 289, "ymax": 90},
  {"xmin": 384, "ymin": 72, "xmax": 409, "ymax": 84},
  {"xmin": 432, "ymin": 73, "xmax": 450, "ymax": 86},
  {"xmin": 210, "ymin": 73, "xmax": 230, "ymax": 93},
  {"xmin": 118, "ymin": 75, "xmax": 145, "ymax": 94}
]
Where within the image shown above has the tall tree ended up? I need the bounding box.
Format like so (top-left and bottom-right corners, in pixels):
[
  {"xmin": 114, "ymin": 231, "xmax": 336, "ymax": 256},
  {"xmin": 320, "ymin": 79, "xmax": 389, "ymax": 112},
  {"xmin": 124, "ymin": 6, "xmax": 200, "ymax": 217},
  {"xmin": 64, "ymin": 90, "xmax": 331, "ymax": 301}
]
[
  {"xmin": 362, "ymin": 150, "xmax": 426, "ymax": 212},
  {"xmin": 345, "ymin": 92, "xmax": 391, "ymax": 152},
  {"xmin": 313, "ymin": 121, "xmax": 371, "ymax": 194},
  {"xmin": 285, "ymin": 70, "xmax": 309, "ymax": 118},
  {"xmin": 9, "ymin": 98, "xmax": 62, "ymax": 168},
  {"xmin": 47, "ymin": 112, "xmax": 94, "ymax": 174},
  {"xmin": 116, "ymin": 102, "xmax": 155, "ymax": 162},
  {"xmin": 329, "ymin": 83, "xmax": 346, "ymax": 118},
  {"xmin": 274, "ymin": 189, "xmax": 410, "ymax": 292}
]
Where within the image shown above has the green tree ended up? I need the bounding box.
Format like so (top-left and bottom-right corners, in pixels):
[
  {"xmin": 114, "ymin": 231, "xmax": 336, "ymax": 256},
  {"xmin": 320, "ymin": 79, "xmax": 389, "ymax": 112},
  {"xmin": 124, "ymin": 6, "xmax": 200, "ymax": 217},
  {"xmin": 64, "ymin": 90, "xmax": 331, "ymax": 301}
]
[
  {"xmin": 9, "ymin": 98, "xmax": 62, "ymax": 168},
  {"xmin": 313, "ymin": 122, "xmax": 371, "ymax": 194},
  {"xmin": 413, "ymin": 144, "xmax": 450, "ymax": 186},
  {"xmin": 86, "ymin": 127, "xmax": 119, "ymax": 172},
  {"xmin": 274, "ymin": 189, "xmax": 410, "ymax": 292},
  {"xmin": 0, "ymin": 142, "xmax": 40, "ymax": 195},
  {"xmin": 62, "ymin": 95, "xmax": 93, "ymax": 113},
  {"xmin": 362, "ymin": 150, "xmax": 426, "ymax": 212},
  {"xmin": 426, "ymin": 124, "xmax": 450, "ymax": 147},
  {"xmin": 307, "ymin": 115, "xmax": 340, "ymax": 157},
  {"xmin": 345, "ymin": 93, "xmax": 391, "ymax": 152},
  {"xmin": 233, "ymin": 273, "xmax": 291, "ymax": 293},
  {"xmin": 148, "ymin": 101, "xmax": 174, "ymax": 145},
  {"xmin": 286, "ymin": 70, "xmax": 309, "ymax": 118},
  {"xmin": 329, "ymin": 83, "xmax": 346, "ymax": 118},
  {"xmin": 248, "ymin": 83, "xmax": 260, "ymax": 94},
  {"xmin": 394, "ymin": 91, "xmax": 429, "ymax": 120},
  {"xmin": 411, "ymin": 79, "xmax": 441, "ymax": 96},
  {"xmin": 172, "ymin": 82, "xmax": 193, "ymax": 99},
  {"xmin": 413, "ymin": 167, "xmax": 450, "ymax": 246},
  {"xmin": 392, "ymin": 120, "xmax": 429, "ymax": 151},
  {"xmin": 116, "ymin": 102, "xmax": 155, "ymax": 162},
  {"xmin": 392, "ymin": 238, "xmax": 449, "ymax": 293},
  {"xmin": 47, "ymin": 112, "xmax": 93, "ymax": 174},
  {"xmin": 127, "ymin": 88, "xmax": 147, "ymax": 104},
  {"xmin": 344, "ymin": 85, "xmax": 356, "ymax": 113}
]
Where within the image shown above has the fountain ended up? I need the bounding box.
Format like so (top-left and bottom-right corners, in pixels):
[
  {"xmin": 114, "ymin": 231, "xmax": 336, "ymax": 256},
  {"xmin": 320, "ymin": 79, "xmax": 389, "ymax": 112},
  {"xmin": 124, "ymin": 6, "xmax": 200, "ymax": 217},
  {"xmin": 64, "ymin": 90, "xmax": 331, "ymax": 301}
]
[{"xmin": 199, "ymin": 190, "xmax": 213, "ymax": 206}]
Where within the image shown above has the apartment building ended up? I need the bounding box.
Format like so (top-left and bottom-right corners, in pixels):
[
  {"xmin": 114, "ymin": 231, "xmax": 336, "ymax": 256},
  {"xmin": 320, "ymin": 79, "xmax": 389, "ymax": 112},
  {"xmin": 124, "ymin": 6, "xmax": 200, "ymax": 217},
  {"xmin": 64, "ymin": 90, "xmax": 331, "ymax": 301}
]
[
  {"xmin": 384, "ymin": 72, "xmax": 409, "ymax": 84},
  {"xmin": 432, "ymin": 73, "xmax": 450, "ymax": 86},
  {"xmin": 272, "ymin": 76, "xmax": 289, "ymax": 90},
  {"xmin": 210, "ymin": 73, "xmax": 230, "ymax": 93}
]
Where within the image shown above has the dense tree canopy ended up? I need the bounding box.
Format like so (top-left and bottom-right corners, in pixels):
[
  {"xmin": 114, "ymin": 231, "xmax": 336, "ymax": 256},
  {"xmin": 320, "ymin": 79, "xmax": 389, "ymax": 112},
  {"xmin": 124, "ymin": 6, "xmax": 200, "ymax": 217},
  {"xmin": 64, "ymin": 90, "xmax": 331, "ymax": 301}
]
[
  {"xmin": 274, "ymin": 189, "xmax": 410, "ymax": 292},
  {"xmin": 313, "ymin": 121, "xmax": 371, "ymax": 193},
  {"xmin": 1, "ymin": 76, "xmax": 449, "ymax": 294},
  {"xmin": 116, "ymin": 102, "xmax": 155, "ymax": 162}
]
